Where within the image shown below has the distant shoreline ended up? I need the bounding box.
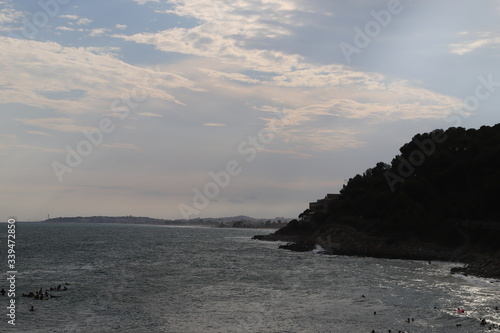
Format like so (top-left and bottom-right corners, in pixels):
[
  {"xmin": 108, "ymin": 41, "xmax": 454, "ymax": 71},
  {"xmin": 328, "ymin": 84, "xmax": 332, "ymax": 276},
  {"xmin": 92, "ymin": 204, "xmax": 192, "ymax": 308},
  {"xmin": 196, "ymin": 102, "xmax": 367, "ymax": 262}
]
[
  {"xmin": 33, "ymin": 215, "xmax": 290, "ymax": 229},
  {"xmin": 39, "ymin": 221, "xmax": 279, "ymax": 231}
]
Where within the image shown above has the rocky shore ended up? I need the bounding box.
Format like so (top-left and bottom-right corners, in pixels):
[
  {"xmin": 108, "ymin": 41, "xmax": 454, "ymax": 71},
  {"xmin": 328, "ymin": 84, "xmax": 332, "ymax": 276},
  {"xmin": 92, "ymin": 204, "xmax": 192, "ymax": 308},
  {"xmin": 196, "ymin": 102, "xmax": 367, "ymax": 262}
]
[{"xmin": 253, "ymin": 223, "xmax": 500, "ymax": 279}]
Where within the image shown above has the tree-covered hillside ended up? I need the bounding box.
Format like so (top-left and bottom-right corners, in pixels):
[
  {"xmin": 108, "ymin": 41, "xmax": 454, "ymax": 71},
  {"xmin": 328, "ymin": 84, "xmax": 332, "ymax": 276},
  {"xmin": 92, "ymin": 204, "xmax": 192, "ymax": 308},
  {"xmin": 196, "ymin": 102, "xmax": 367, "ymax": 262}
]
[
  {"xmin": 254, "ymin": 124, "xmax": 500, "ymax": 277},
  {"xmin": 263, "ymin": 124, "xmax": 500, "ymax": 255},
  {"xmin": 325, "ymin": 124, "xmax": 500, "ymax": 251}
]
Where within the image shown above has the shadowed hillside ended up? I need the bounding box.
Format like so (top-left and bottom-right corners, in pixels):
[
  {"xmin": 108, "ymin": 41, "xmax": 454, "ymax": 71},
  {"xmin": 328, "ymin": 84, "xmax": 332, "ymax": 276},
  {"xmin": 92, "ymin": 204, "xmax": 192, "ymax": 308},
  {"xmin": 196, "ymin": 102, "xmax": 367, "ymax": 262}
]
[{"xmin": 255, "ymin": 124, "xmax": 500, "ymax": 278}]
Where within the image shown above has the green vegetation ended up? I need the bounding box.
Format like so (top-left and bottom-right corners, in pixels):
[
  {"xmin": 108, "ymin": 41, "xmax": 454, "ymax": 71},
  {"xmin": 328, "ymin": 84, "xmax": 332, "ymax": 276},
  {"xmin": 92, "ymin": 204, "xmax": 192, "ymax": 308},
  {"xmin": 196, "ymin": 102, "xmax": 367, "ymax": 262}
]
[{"xmin": 324, "ymin": 124, "xmax": 500, "ymax": 253}]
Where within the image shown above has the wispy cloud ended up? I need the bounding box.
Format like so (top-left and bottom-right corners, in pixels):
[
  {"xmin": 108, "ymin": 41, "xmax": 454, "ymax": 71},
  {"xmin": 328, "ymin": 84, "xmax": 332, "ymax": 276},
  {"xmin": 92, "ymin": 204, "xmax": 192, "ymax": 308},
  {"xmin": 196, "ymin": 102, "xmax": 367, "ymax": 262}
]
[
  {"xmin": 133, "ymin": 0, "xmax": 160, "ymax": 4},
  {"xmin": 0, "ymin": 37, "xmax": 196, "ymax": 114},
  {"xmin": 59, "ymin": 14, "xmax": 79, "ymax": 20},
  {"xmin": 59, "ymin": 14, "xmax": 92, "ymax": 25},
  {"xmin": 89, "ymin": 28, "xmax": 110, "ymax": 37},
  {"xmin": 139, "ymin": 112, "xmax": 163, "ymax": 117},
  {"xmin": 203, "ymin": 123, "xmax": 226, "ymax": 127},
  {"xmin": 15, "ymin": 118, "xmax": 94, "ymax": 133},
  {"xmin": 101, "ymin": 143, "xmax": 139, "ymax": 150},
  {"xmin": 449, "ymin": 31, "xmax": 500, "ymax": 55},
  {"xmin": 0, "ymin": 7, "xmax": 23, "ymax": 29},
  {"xmin": 117, "ymin": 0, "xmax": 305, "ymax": 72},
  {"xmin": 76, "ymin": 18, "xmax": 93, "ymax": 25},
  {"xmin": 120, "ymin": 0, "xmax": 460, "ymax": 154},
  {"xmin": 25, "ymin": 130, "xmax": 54, "ymax": 137}
]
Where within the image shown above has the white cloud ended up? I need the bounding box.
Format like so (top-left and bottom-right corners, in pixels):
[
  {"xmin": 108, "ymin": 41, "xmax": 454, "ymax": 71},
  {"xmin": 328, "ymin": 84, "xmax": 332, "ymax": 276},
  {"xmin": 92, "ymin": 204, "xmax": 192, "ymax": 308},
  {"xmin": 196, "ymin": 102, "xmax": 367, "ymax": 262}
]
[
  {"xmin": 0, "ymin": 37, "xmax": 197, "ymax": 114},
  {"xmin": 76, "ymin": 18, "xmax": 93, "ymax": 25},
  {"xmin": 285, "ymin": 128, "xmax": 364, "ymax": 152},
  {"xmin": 56, "ymin": 26, "xmax": 77, "ymax": 31},
  {"xmin": 59, "ymin": 14, "xmax": 93, "ymax": 26},
  {"xmin": 89, "ymin": 28, "xmax": 109, "ymax": 37},
  {"xmin": 203, "ymin": 123, "xmax": 226, "ymax": 127},
  {"xmin": 15, "ymin": 118, "xmax": 94, "ymax": 133},
  {"xmin": 115, "ymin": 24, "xmax": 127, "ymax": 30},
  {"xmin": 133, "ymin": 0, "xmax": 160, "ymax": 4},
  {"xmin": 136, "ymin": 23, "xmax": 459, "ymax": 151},
  {"xmin": 0, "ymin": 134, "xmax": 62, "ymax": 154},
  {"xmin": 138, "ymin": 112, "xmax": 163, "ymax": 117},
  {"xmin": 449, "ymin": 31, "xmax": 500, "ymax": 55},
  {"xmin": 118, "ymin": 0, "xmax": 306, "ymax": 72},
  {"xmin": 0, "ymin": 7, "xmax": 22, "ymax": 23},
  {"xmin": 118, "ymin": 0, "xmax": 460, "ymax": 118},
  {"xmin": 59, "ymin": 14, "xmax": 79, "ymax": 20},
  {"xmin": 25, "ymin": 130, "xmax": 54, "ymax": 137},
  {"xmin": 0, "ymin": 142, "xmax": 64, "ymax": 153}
]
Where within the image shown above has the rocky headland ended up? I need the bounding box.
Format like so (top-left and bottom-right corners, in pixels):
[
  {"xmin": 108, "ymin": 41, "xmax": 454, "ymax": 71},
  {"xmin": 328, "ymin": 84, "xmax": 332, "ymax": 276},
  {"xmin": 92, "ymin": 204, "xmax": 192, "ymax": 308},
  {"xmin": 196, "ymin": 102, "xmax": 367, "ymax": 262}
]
[
  {"xmin": 253, "ymin": 222, "xmax": 500, "ymax": 279},
  {"xmin": 254, "ymin": 124, "xmax": 500, "ymax": 279}
]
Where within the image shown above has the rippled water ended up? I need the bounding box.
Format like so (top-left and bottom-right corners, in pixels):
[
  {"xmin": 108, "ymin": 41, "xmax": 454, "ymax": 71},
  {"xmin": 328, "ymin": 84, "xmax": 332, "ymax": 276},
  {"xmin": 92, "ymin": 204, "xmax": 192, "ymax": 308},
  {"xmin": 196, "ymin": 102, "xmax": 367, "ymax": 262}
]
[{"xmin": 1, "ymin": 223, "xmax": 499, "ymax": 332}]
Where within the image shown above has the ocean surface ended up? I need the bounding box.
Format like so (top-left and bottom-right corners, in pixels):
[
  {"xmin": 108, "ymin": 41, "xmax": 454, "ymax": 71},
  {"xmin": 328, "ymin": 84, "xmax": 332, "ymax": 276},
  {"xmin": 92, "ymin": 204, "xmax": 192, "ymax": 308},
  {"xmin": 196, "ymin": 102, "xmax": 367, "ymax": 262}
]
[{"xmin": 1, "ymin": 222, "xmax": 499, "ymax": 332}]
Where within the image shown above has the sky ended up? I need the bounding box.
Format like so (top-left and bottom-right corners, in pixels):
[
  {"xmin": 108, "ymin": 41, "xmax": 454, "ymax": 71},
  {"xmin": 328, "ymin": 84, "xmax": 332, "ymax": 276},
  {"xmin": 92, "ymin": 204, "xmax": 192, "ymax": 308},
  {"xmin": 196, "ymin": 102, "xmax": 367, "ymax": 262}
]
[{"xmin": 1, "ymin": 0, "xmax": 500, "ymax": 221}]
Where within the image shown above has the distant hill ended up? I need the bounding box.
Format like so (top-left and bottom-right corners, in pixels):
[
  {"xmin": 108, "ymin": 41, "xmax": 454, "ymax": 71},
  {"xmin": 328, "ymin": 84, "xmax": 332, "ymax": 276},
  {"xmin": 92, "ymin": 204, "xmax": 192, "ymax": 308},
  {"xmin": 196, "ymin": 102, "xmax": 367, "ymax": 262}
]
[
  {"xmin": 255, "ymin": 124, "xmax": 500, "ymax": 278},
  {"xmin": 44, "ymin": 215, "xmax": 290, "ymax": 229}
]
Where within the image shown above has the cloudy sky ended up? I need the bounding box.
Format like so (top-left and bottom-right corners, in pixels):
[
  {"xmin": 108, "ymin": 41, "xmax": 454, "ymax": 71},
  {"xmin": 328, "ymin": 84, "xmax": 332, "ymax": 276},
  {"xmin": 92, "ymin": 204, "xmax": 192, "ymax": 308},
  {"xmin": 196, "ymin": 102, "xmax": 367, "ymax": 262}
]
[{"xmin": 1, "ymin": 0, "xmax": 500, "ymax": 221}]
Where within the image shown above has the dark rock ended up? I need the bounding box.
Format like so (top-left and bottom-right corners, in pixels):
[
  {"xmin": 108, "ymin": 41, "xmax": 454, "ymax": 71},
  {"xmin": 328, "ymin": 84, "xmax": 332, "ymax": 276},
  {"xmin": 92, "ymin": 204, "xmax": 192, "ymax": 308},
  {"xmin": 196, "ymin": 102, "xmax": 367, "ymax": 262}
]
[{"xmin": 279, "ymin": 242, "xmax": 315, "ymax": 252}]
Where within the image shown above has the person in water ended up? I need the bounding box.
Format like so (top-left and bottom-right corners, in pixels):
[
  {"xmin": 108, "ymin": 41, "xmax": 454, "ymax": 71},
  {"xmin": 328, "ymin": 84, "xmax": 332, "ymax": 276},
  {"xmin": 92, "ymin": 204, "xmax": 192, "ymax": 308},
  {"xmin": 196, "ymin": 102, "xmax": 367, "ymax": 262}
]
[
  {"xmin": 29, "ymin": 305, "xmax": 34, "ymax": 312},
  {"xmin": 0, "ymin": 288, "xmax": 5, "ymax": 296}
]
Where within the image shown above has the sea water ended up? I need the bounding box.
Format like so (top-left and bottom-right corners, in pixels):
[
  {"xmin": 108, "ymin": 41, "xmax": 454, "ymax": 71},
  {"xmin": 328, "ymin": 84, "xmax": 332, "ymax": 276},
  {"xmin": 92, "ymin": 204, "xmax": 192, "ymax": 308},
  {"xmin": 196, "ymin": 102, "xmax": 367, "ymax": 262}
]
[{"xmin": 1, "ymin": 222, "xmax": 499, "ymax": 332}]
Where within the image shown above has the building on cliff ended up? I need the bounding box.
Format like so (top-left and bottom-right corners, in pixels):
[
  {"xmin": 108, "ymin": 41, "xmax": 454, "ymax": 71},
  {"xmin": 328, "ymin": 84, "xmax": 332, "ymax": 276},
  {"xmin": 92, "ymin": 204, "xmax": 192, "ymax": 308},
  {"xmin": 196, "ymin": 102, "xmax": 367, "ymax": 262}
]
[{"xmin": 301, "ymin": 194, "xmax": 340, "ymax": 222}]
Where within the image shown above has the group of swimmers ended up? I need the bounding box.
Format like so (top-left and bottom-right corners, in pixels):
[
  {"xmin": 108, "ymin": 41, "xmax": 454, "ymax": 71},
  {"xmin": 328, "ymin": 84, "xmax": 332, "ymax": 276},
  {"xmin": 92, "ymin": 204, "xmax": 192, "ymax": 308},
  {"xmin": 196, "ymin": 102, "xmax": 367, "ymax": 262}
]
[
  {"xmin": 22, "ymin": 284, "xmax": 68, "ymax": 301},
  {"xmin": 50, "ymin": 284, "xmax": 68, "ymax": 291},
  {"xmin": 22, "ymin": 290, "xmax": 58, "ymax": 300},
  {"xmin": 367, "ymin": 295, "xmax": 500, "ymax": 332},
  {"xmin": 24, "ymin": 284, "xmax": 70, "ymax": 312}
]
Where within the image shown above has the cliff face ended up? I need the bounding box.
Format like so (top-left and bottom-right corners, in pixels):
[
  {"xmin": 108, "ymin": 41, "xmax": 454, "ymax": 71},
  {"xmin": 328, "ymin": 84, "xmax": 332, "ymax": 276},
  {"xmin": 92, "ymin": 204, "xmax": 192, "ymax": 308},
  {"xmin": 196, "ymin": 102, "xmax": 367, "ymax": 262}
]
[{"xmin": 254, "ymin": 124, "xmax": 500, "ymax": 279}]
